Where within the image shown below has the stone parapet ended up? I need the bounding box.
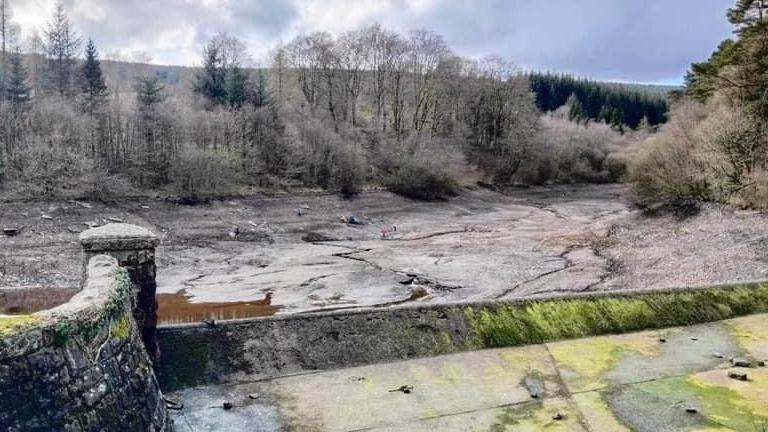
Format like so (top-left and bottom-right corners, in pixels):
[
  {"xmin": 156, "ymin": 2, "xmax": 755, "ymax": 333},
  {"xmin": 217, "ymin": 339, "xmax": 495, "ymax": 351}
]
[
  {"xmin": 0, "ymin": 255, "xmax": 172, "ymax": 431},
  {"xmin": 80, "ymin": 223, "xmax": 160, "ymax": 361}
]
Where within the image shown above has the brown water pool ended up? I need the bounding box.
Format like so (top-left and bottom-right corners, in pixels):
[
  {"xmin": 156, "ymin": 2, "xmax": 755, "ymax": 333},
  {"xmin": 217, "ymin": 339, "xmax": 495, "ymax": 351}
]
[{"xmin": 157, "ymin": 290, "xmax": 281, "ymax": 324}]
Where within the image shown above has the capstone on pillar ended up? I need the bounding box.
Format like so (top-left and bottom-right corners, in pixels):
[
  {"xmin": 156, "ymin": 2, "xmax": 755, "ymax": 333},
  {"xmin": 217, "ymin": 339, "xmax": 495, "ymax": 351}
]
[{"xmin": 79, "ymin": 223, "xmax": 161, "ymax": 361}]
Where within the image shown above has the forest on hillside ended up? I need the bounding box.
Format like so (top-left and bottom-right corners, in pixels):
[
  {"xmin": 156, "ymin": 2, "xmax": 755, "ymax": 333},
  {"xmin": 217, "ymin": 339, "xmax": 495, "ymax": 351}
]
[
  {"xmin": 529, "ymin": 73, "xmax": 668, "ymax": 130},
  {"xmin": 631, "ymin": 0, "xmax": 768, "ymax": 210},
  {"xmin": 0, "ymin": 1, "xmax": 662, "ymax": 202}
]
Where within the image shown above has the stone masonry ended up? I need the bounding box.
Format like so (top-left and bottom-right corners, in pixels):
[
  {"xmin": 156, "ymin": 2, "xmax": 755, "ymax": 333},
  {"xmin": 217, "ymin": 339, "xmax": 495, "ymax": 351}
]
[
  {"xmin": 80, "ymin": 223, "xmax": 161, "ymax": 361},
  {"xmin": 0, "ymin": 255, "xmax": 172, "ymax": 431}
]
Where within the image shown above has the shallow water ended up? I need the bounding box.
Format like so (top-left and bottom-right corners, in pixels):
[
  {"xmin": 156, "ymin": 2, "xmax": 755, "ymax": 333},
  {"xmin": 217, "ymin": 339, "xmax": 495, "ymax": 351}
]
[{"xmin": 157, "ymin": 290, "xmax": 280, "ymax": 324}]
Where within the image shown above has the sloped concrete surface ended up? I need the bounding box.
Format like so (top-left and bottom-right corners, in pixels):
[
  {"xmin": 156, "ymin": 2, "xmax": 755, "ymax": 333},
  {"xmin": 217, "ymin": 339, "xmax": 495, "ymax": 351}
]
[{"xmin": 168, "ymin": 313, "xmax": 768, "ymax": 431}]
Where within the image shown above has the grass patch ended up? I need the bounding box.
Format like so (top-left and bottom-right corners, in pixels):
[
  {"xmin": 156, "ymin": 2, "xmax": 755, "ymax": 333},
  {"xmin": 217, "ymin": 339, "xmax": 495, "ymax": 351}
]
[{"xmin": 466, "ymin": 284, "xmax": 768, "ymax": 348}]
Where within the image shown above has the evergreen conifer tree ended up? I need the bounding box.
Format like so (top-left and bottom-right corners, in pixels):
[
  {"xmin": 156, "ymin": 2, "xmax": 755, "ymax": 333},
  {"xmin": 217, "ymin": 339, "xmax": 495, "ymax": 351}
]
[
  {"xmin": 5, "ymin": 48, "xmax": 29, "ymax": 111},
  {"xmin": 79, "ymin": 38, "xmax": 108, "ymax": 113}
]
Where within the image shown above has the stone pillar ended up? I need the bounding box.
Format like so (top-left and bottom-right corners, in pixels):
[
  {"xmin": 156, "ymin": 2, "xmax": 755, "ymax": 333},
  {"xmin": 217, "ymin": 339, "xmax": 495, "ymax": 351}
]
[{"xmin": 80, "ymin": 223, "xmax": 160, "ymax": 362}]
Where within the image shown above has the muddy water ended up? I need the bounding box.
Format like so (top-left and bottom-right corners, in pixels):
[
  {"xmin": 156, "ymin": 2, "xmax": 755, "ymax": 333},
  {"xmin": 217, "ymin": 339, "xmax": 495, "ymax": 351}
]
[{"xmin": 157, "ymin": 290, "xmax": 281, "ymax": 324}]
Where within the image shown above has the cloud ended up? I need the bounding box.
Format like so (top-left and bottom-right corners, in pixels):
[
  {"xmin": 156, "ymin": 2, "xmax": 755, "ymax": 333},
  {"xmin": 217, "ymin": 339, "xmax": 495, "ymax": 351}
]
[{"xmin": 9, "ymin": 0, "xmax": 735, "ymax": 82}]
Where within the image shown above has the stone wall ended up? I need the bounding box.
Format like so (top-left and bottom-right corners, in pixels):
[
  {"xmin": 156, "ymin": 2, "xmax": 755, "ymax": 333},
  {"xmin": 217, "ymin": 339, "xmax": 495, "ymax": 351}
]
[
  {"xmin": 80, "ymin": 223, "xmax": 160, "ymax": 361},
  {"xmin": 157, "ymin": 282, "xmax": 768, "ymax": 391},
  {"xmin": 0, "ymin": 256, "xmax": 172, "ymax": 432}
]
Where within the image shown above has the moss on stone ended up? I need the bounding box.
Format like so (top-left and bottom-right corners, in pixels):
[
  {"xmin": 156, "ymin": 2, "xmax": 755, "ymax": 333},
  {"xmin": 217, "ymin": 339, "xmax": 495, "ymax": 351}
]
[
  {"xmin": 0, "ymin": 314, "xmax": 41, "ymax": 337},
  {"xmin": 111, "ymin": 314, "xmax": 131, "ymax": 341},
  {"xmin": 466, "ymin": 283, "xmax": 768, "ymax": 349}
]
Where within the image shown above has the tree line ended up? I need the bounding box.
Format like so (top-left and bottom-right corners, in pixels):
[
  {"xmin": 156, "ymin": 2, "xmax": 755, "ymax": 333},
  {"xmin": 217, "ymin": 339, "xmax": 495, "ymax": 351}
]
[
  {"xmin": 529, "ymin": 73, "xmax": 668, "ymax": 130},
  {"xmin": 632, "ymin": 0, "xmax": 768, "ymax": 210},
  {"xmin": 0, "ymin": 1, "xmax": 649, "ymax": 201}
]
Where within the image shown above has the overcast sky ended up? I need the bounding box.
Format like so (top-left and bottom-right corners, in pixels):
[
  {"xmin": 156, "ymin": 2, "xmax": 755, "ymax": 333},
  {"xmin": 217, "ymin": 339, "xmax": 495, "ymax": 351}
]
[{"xmin": 11, "ymin": 0, "xmax": 735, "ymax": 84}]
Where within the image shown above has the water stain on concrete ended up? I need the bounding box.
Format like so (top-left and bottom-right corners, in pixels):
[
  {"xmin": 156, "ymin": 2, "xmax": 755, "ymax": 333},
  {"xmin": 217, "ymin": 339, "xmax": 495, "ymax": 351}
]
[{"xmin": 157, "ymin": 290, "xmax": 280, "ymax": 324}]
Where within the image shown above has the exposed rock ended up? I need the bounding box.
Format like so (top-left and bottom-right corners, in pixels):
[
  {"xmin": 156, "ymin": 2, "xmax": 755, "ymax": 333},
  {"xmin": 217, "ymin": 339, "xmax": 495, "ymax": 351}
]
[
  {"xmin": 2, "ymin": 227, "xmax": 20, "ymax": 236},
  {"xmin": 728, "ymin": 370, "xmax": 749, "ymax": 381},
  {"xmin": 731, "ymin": 357, "xmax": 752, "ymax": 368}
]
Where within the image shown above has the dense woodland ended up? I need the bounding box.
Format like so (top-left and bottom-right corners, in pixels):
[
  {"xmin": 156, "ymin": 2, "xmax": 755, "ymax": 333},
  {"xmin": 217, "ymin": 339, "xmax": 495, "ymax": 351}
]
[
  {"xmin": 0, "ymin": 1, "xmax": 664, "ymax": 202},
  {"xmin": 632, "ymin": 0, "xmax": 768, "ymax": 209},
  {"xmin": 529, "ymin": 73, "xmax": 668, "ymax": 130}
]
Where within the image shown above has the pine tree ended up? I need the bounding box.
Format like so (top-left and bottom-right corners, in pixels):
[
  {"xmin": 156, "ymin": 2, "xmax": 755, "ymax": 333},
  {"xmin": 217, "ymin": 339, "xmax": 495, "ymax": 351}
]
[
  {"xmin": 194, "ymin": 42, "xmax": 226, "ymax": 107},
  {"xmin": 728, "ymin": 0, "xmax": 767, "ymax": 33},
  {"xmin": 135, "ymin": 75, "xmax": 165, "ymax": 118},
  {"xmin": 224, "ymin": 65, "xmax": 249, "ymax": 108},
  {"xmin": 5, "ymin": 48, "xmax": 29, "ymax": 110},
  {"xmin": 43, "ymin": 3, "xmax": 81, "ymax": 97},
  {"xmin": 566, "ymin": 93, "xmax": 585, "ymax": 123},
  {"xmin": 79, "ymin": 38, "xmax": 107, "ymax": 113}
]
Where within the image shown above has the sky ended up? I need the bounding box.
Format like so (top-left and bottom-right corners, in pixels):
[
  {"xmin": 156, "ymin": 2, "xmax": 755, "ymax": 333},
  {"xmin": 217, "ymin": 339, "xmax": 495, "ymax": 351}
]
[{"xmin": 9, "ymin": 0, "xmax": 736, "ymax": 85}]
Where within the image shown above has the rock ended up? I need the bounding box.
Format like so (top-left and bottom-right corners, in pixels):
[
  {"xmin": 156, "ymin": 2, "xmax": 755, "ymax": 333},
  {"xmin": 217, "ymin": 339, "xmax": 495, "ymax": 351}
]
[
  {"xmin": 552, "ymin": 412, "xmax": 566, "ymax": 421},
  {"xmin": 67, "ymin": 226, "xmax": 81, "ymax": 234},
  {"xmin": 223, "ymin": 401, "xmax": 233, "ymax": 410},
  {"xmin": 659, "ymin": 337, "xmax": 667, "ymax": 343},
  {"xmin": 75, "ymin": 201, "xmax": 93, "ymax": 209},
  {"xmin": 523, "ymin": 375, "xmax": 545, "ymax": 400},
  {"xmin": 141, "ymin": 205, "xmax": 150, "ymax": 209},
  {"xmin": 389, "ymin": 385, "xmax": 414, "ymax": 394},
  {"xmin": 690, "ymin": 337, "xmax": 699, "ymax": 341},
  {"xmin": 685, "ymin": 407, "xmax": 698, "ymax": 414},
  {"xmin": 712, "ymin": 352, "xmax": 725, "ymax": 359},
  {"xmin": 41, "ymin": 214, "xmax": 54, "ymax": 220},
  {"xmin": 107, "ymin": 217, "xmax": 124, "ymax": 223},
  {"xmin": 758, "ymin": 360, "xmax": 766, "ymax": 367},
  {"xmin": 84, "ymin": 221, "xmax": 100, "ymax": 229},
  {"xmin": 728, "ymin": 371, "xmax": 748, "ymax": 381},
  {"xmin": 2, "ymin": 227, "xmax": 20, "ymax": 236},
  {"xmin": 247, "ymin": 393, "xmax": 260, "ymax": 400},
  {"xmin": 731, "ymin": 357, "xmax": 752, "ymax": 368}
]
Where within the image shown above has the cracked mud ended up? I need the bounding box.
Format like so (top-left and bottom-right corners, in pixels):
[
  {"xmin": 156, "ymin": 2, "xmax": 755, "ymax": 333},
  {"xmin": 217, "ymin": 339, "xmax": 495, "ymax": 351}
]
[{"xmin": 2, "ymin": 185, "xmax": 768, "ymax": 322}]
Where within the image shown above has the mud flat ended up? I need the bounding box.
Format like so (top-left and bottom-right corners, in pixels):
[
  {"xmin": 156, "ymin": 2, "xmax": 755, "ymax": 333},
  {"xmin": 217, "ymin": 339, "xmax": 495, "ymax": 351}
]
[{"xmin": 2, "ymin": 185, "xmax": 767, "ymax": 321}]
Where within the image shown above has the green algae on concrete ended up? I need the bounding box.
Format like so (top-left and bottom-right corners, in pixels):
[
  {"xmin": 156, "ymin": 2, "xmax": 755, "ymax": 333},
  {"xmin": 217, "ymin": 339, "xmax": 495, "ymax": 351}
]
[
  {"xmin": 466, "ymin": 283, "xmax": 768, "ymax": 349},
  {"xmin": 688, "ymin": 368, "xmax": 768, "ymax": 431},
  {"xmin": 0, "ymin": 314, "xmax": 41, "ymax": 337},
  {"xmin": 627, "ymin": 374, "xmax": 768, "ymax": 432},
  {"xmin": 547, "ymin": 331, "xmax": 660, "ymax": 392},
  {"xmin": 603, "ymin": 379, "xmax": 736, "ymax": 432},
  {"xmin": 489, "ymin": 397, "xmax": 587, "ymax": 431},
  {"xmin": 549, "ymin": 322, "xmax": 744, "ymax": 393},
  {"xmin": 726, "ymin": 314, "xmax": 768, "ymax": 361},
  {"xmin": 572, "ymin": 392, "xmax": 631, "ymax": 432},
  {"xmin": 268, "ymin": 346, "xmax": 563, "ymax": 432}
]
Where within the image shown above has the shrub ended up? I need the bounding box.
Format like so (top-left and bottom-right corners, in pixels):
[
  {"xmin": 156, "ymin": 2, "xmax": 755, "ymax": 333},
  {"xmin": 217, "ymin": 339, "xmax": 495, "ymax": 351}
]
[
  {"xmin": 536, "ymin": 114, "xmax": 639, "ymax": 185},
  {"xmin": 373, "ymin": 133, "xmax": 460, "ymax": 200},
  {"xmin": 5, "ymin": 139, "xmax": 96, "ymax": 198},
  {"xmin": 293, "ymin": 120, "xmax": 367, "ymax": 196},
  {"xmin": 630, "ymin": 100, "xmax": 715, "ymax": 206},
  {"xmin": 169, "ymin": 145, "xmax": 237, "ymax": 202}
]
